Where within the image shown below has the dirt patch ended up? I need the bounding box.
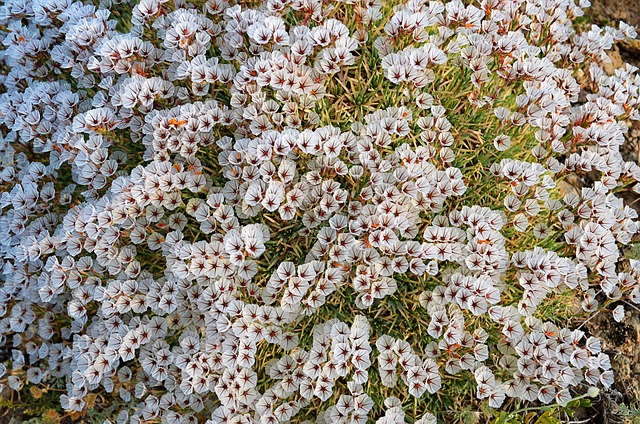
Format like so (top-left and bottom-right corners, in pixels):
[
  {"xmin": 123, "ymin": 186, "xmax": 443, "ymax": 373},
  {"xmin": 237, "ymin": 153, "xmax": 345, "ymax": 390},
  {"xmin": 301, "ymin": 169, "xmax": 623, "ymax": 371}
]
[
  {"xmin": 589, "ymin": 0, "xmax": 640, "ymax": 179},
  {"xmin": 582, "ymin": 309, "xmax": 640, "ymax": 423},
  {"xmin": 588, "ymin": 0, "xmax": 640, "ymax": 25},
  {"xmin": 569, "ymin": 3, "xmax": 640, "ymax": 421},
  {"xmin": 588, "ymin": 0, "xmax": 640, "ymax": 57}
]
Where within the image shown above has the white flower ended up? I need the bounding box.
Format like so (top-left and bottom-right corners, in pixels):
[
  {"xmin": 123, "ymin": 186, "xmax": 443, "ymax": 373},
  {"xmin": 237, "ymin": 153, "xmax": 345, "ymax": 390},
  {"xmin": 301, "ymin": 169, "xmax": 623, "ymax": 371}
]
[{"xmin": 612, "ymin": 305, "xmax": 625, "ymax": 322}]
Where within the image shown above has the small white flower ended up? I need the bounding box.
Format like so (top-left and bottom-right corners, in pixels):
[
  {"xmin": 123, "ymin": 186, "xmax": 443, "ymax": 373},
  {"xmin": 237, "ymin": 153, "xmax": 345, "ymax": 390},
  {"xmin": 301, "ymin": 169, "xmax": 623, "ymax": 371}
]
[{"xmin": 612, "ymin": 305, "xmax": 625, "ymax": 322}]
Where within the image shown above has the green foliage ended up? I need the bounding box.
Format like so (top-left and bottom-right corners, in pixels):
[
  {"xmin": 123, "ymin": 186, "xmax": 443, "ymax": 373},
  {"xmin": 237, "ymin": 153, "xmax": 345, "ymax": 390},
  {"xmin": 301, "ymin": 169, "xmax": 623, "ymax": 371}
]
[{"xmin": 492, "ymin": 397, "xmax": 593, "ymax": 424}]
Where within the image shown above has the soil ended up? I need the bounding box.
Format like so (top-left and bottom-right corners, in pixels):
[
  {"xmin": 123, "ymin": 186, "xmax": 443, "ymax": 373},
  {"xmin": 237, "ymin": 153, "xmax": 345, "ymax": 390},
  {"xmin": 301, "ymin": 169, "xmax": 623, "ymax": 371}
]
[
  {"xmin": 582, "ymin": 310, "xmax": 640, "ymax": 423},
  {"xmin": 575, "ymin": 3, "xmax": 640, "ymax": 422},
  {"xmin": 558, "ymin": 1, "xmax": 640, "ymax": 215},
  {"xmin": 590, "ymin": 0, "xmax": 640, "ymax": 179},
  {"xmin": 588, "ymin": 0, "xmax": 640, "ymax": 68}
]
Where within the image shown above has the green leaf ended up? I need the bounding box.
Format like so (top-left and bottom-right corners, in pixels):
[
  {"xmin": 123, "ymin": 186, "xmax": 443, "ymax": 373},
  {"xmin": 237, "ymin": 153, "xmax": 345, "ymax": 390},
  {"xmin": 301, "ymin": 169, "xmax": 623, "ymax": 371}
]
[
  {"xmin": 535, "ymin": 411, "xmax": 562, "ymax": 424},
  {"xmin": 492, "ymin": 411, "xmax": 510, "ymax": 424}
]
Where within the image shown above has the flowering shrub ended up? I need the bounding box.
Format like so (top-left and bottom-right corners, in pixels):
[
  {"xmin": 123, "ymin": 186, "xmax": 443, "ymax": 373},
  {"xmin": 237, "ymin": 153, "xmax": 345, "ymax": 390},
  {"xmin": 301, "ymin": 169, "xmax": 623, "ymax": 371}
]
[{"xmin": 0, "ymin": 0, "xmax": 639, "ymax": 422}]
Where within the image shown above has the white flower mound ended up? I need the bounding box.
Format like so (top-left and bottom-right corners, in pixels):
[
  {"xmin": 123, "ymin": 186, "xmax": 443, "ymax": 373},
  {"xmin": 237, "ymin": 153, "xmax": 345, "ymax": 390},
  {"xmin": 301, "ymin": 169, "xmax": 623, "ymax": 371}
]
[{"xmin": 0, "ymin": 0, "xmax": 639, "ymax": 422}]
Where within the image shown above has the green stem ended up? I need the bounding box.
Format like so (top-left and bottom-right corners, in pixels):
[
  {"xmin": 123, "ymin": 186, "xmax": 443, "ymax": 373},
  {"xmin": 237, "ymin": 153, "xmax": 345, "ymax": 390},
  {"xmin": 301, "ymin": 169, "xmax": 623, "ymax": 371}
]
[{"xmin": 499, "ymin": 392, "xmax": 594, "ymax": 424}]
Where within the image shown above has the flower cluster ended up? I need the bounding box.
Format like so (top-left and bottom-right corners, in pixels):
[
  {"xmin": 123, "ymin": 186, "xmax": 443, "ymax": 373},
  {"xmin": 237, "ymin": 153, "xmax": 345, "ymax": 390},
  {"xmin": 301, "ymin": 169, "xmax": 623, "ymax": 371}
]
[
  {"xmin": 0, "ymin": 0, "xmax": 639, "ymax": 422},
  {"xmin": 376, "ymin": 334, "xmax": 441, "ymax": 397}
]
